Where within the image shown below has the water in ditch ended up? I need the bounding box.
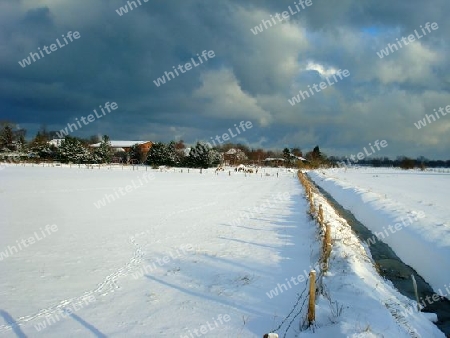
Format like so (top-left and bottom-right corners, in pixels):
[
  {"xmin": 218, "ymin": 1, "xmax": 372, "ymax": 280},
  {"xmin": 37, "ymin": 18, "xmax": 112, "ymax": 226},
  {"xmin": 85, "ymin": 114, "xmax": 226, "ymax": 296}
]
[{"xmin": 311, "ymin": 182, "xmax": 450, "ymax": 337}]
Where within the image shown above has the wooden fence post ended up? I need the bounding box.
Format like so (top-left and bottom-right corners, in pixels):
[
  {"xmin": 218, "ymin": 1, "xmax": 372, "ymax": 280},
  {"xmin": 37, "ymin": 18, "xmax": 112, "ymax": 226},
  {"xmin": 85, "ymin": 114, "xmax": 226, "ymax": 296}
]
[
  {"xmin": 318, "ymin": 205, "xmax": 323, "ymax": 225},
  {"xmin": 309, "ymin": 195, "xmax": 315, "ymax": 216},
  {"xmin": 308, "ymin": 270, "xmax": 316, "ymax": 325},
  {"xmin": 323, "ymin": 243, "xmax": 332, "ymax": 272},
  {"xmin": 324, "ymin": 223, "xmax": 331, "ymax": 250}
]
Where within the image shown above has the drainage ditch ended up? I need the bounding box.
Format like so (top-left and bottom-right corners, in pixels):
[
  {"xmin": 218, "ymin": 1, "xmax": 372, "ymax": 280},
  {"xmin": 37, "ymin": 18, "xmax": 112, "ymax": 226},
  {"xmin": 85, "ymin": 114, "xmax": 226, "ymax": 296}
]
[{"xmin": 311, "ymin": 180, "xmax": 450, "ymax": 337}]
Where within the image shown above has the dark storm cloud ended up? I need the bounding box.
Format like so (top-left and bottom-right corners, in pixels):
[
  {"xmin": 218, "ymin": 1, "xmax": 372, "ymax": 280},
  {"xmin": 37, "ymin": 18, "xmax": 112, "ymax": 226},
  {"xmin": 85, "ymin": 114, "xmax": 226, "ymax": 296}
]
[{"xmin": 0, "ymin": 0, "xmax": 449, "ymax": 159}]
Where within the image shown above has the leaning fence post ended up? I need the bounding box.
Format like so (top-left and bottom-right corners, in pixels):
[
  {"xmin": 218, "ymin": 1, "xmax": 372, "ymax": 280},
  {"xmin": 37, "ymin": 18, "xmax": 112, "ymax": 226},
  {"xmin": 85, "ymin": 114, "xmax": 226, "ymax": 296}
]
[{"xmin": 308, "ymin": 270, "xmax": 316, "ymax": 325}]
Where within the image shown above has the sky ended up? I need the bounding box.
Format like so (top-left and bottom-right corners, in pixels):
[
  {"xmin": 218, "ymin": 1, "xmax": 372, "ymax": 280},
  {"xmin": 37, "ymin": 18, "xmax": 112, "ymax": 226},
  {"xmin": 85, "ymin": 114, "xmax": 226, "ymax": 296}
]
[{"xmin": 1, "ymin": 0, "xmax": 449, "ymax": 159}]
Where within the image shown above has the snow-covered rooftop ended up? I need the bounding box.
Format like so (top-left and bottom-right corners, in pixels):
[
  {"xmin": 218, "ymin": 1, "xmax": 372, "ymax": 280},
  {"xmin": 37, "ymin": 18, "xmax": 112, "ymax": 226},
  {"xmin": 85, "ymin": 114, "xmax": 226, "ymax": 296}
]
[
  {"xmin": 264, "ymin": 157, "xmax": 285, "ymax": 161},
  {"xmin": 90, "ymin": 141, "xmax": 151, "ymax": 148},
  {"xmin": 225, "ymin": 148, "xmax": 237, "ymax": 155},
  {"xmin": 48, "ymin": 139, "xmax": 64, "ymax": 147}
]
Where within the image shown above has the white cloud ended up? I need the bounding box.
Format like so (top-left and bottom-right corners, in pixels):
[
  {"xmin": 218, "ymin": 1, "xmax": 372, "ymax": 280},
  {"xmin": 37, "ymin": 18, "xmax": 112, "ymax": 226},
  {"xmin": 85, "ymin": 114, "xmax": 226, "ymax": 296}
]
[
  {"xmin": 193, "ymin": 68, "xmax": 273, "ymax": 126},
  {"xmin": 376, "ymin": 43, "xmax": 442, "ymax": 84},
  {"xmin": 304, "ymin": 61, "xmax": 338, "ymax": 77}
]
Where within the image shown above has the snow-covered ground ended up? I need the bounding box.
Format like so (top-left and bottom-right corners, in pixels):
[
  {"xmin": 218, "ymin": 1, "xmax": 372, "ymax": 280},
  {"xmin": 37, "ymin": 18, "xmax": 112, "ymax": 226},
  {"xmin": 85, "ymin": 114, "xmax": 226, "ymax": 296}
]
[{"xmin": 0, "ymin": 165, "xmax": 445, "ymax": 337}]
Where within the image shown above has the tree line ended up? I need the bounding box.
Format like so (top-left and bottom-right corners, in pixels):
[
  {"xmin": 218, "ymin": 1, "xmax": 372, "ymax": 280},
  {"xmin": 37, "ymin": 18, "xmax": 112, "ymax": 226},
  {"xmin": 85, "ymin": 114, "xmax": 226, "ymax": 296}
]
[
  {"xmin": 0, "ymin": 123, "xmax": 288, "ymax": 168},
  {"xmin": 1, "ymin": 122, "xmax": 448, "ymax": 169}
]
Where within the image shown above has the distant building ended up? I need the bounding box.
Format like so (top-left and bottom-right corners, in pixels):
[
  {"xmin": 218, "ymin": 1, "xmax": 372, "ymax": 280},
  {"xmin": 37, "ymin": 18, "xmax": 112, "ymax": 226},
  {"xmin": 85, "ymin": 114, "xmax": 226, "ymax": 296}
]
[
  {"xmin": 48, "ymin": 139, "xmax": 64, "ymax": 147},
  {"xmin": 90, "ymin": 141, "xmax": 152, "ymax": 154},
  {"xmin": 290, "ymin": 154, "xmax": 307, "ymax": 162},
  {"xmin": 223, "ymin": 148, "xmax": 247, "ymax": 165},
  {"xmin": 264, "ymin": 155, "xmax": 307, "ymax": 167}
]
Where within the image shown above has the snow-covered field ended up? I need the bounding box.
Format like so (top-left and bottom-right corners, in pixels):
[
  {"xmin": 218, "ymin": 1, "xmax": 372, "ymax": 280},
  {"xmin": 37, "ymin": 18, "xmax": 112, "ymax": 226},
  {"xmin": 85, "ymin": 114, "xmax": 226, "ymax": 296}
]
[{"xmin": 0, "ymin": 165, "xmax": 445, "ymax": 337}]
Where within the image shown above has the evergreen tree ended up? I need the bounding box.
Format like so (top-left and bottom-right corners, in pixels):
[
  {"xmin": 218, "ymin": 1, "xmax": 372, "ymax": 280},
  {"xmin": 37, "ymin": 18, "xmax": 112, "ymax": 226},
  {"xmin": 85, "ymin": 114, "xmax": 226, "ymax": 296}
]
[
  {"xmin": 305, "ymin": 145, "xmax": 328, "ymax": 168},
  {"xmin": 31, "ymin": 143, "xmax": 57, "ymax": 160},
  {"xmin": 174, "ymin": 142, "xmax": 188, "ymax": 167},
  {"xmin": 312, "ymin": 146, "xmax": 322, "ymax": 160},
  {"xmin": 94, "ymin": 135, "xmax": 113, "ymax": 163},
  {"xmin": 58, "ymin": 136, "xmax": 91, "ymax": 163},
  {"xmin": 0, "ymin": 123, "xmax": 14, "ymax": 151},
  {"xmin": 29, "ymin": 128, "xmax": 57, "ymax": 160},
  {"xmin": 146, "ymin": 142, "xmax": 168, "ymax": 166},
  {"xmin": 188, "ymin": 142, "xmax": 210, "ymax": 168},
  {"xmin": 208, "ymin": 148, "xmax": 222, "ymax": 166},
  {"xmin": 32, "ymin": 129, "xmax": 49, "ymax": 146},
  {"xmin": 282, "ymin": 148, "xmax": 291, "ymax": 166},
  {"xmin": 166, "ymin": 141, "xmax": 181, "ymax": 166}
]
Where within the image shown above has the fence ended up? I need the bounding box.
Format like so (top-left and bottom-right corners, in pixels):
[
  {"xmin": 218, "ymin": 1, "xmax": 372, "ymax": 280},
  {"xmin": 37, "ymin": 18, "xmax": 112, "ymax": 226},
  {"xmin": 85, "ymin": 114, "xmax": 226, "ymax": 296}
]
[{"xmin": 264, "ymin": 171, "xmax": 334, "ymax": 337}]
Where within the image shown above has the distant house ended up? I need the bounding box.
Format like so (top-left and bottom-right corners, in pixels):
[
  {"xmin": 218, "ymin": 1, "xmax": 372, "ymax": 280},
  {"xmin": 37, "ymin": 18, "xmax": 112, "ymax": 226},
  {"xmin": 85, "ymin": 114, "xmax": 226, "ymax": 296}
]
[
  {"xmin": 290, "ymin": 154, "xmax": 308, "ymax": 162},
  {"xmin": 264, "ymin": 155, "xmax": 308, "ymax": 167},
  {"xmin": 223, "ymin": 148, "xmax": 247, "ymax": 166},
  {"xmin": 90, "ymin": 140, "xmax": 152, "ymax": 154},
  {"xmin": 48, "ymin": 139, "xmax": 64, "ymax": 147}
]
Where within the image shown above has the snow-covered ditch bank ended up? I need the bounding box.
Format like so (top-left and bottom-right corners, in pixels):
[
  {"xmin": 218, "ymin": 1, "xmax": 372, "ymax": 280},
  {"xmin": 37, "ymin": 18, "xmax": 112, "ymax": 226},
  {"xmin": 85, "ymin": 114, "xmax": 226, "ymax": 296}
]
[
  {"xmin": 296, "ymin": 171, "xmax": 444, "ymax": 337},
  {"xmin": 308, "ymin": 168, "xmax": 450, "ymax": 297}
]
